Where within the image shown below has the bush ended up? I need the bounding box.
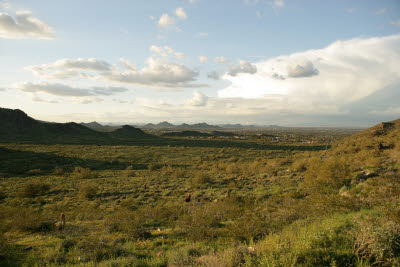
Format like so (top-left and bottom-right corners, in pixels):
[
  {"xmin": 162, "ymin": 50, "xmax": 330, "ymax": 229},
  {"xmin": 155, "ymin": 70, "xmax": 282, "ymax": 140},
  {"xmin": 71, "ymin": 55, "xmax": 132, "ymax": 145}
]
[
  {"xmin": 16, "ymin": 182, "xmax": 50, "ymax": 198},
  {"xmin": 124, "ymin": 166, "xmax": 135, "ymax": 177},
  {"xmin": 191, "ymin": 172, "xmax": 212, "ymax": 188},
  {"xmin": 73, "ymin": 167, "xmax": 97, "ymax": 179},
  {"xmin": 103, "ymin": 209, "xmax": 148, "ymax": 239},
  {"xmin": 9, "ymin": 208, "xmax": 53, "ymax": 233},
  {"xmin": 354, "ymin": 219, "xmax": 400, "ymax": 265},
  {"xmin": 228, "ymin": 210, "xmax": 269, "ymax": 241},
  {"xmin": 79, "ymin": 183, "xmax": 98, "ymax": 200}
]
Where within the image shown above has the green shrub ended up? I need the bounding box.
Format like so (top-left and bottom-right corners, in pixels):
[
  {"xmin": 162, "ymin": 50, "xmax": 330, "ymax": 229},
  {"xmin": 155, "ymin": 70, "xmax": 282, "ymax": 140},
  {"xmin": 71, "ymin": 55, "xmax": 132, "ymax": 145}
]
[
  {"xmin": 124, "ymin": 165, "xmax": 135, "ymax": 177},
  {"xmin": 16, "ymin": 182, "xmax": 50, "ymax": 198},
  {"xmin": 354, "ymin": 219, "xmax": 400, "ymax": 265},
  {"xmin": 10, "ymin": 208, "xmax": 53, "ymax": 233},
  {"xmin": 73, "ymin": 167, "xmax": 97, "ymax": 179},
  {"xmin": 191, "ymin": 172, "xmax": 212, "ymax": 188},
  {"xmin": 228, "ymin": 210, "xmax": 269, "ymax": 241},
  {"xmin": 103, "ymin": 209, "xmax": 148, "ymax": 239},
  {"xmin": 79, "ymin": 183, "xmax": 98, "ymax": 200}
]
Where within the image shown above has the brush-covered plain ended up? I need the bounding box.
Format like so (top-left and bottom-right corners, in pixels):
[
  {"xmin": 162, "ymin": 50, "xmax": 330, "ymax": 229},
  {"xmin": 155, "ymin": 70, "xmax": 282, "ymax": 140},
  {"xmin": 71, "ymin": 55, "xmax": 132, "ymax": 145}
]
[{"xmin": 0, "ymin": 120, "xmax": 399, "ymax": 266}]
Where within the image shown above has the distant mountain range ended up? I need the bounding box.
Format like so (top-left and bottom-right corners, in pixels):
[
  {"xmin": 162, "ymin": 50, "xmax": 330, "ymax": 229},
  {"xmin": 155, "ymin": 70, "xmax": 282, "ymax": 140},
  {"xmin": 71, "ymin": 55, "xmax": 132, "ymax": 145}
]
[{"xmin": 142, "ymin": 121, "xmax": 222, "ymax": 129}]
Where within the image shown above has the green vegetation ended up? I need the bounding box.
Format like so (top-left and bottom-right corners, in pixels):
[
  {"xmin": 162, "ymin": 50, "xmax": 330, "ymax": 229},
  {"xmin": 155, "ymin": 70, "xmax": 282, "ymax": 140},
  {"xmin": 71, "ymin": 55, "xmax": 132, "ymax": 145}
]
[{"xmin": 0, "ymin": 111, "xmax": 399, "ymax": 266}]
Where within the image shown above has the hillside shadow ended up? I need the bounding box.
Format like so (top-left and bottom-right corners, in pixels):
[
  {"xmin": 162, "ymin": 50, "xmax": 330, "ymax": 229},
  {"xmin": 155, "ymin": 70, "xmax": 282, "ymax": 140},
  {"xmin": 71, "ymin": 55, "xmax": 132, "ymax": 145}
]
[
  {"xmin": 0, "ymin": 147, "xmax": 147, "ymax": 177},
  {"xmin": 1, "ymin": 135, "xmax": 328, "ymax": 152},
  {"xmin": 122, "ymin": 137, "xmax": 328, "ymax": 151}
]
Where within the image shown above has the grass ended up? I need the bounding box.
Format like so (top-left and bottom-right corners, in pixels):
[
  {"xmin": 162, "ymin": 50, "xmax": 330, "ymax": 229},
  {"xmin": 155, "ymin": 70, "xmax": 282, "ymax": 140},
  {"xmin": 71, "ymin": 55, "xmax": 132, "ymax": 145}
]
[{"xmin": 0, "ymin": 119, "xmax": 399, "ymax": 266}]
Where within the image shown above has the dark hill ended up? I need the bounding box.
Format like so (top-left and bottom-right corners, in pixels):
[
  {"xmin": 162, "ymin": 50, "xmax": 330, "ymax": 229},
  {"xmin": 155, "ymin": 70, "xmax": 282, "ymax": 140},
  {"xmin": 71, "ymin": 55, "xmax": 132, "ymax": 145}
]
[
  {"xmin": 0, "ymin": 108, "xmax": 38, "ymax": 134},
  {"xmin": 110, "ymin": 125, "xmax": 150, "ymax": 139},
  {"xmin": 210, "ymin": 131, "xmax": 236, "ymax": 137},
  {"xmin": 161, "ymin": 130, "xmax": 212, "ymax": 137},
  {"xmin": 0, "ymin": 108, "xmax": 155, "ymax": 144}
]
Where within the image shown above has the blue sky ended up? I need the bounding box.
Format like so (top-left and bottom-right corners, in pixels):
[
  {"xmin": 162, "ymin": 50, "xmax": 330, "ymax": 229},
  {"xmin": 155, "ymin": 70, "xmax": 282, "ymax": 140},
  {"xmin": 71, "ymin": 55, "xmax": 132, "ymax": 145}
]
[{"xmin": 1, "ymin": 0, "xmax": 400, "ymax": 126}]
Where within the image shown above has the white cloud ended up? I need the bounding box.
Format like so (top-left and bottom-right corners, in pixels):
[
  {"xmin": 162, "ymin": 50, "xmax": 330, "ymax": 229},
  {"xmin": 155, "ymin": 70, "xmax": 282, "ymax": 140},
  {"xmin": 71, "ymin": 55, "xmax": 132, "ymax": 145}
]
[
  {"xmin": 207, "ymin": 71, "xmax": 220, "ymax": 80},
  {"xmin": 27, "ymin": 58, "xmax": 113, "ymax": 79},
  {"xmin": 346, "ymin": 8, "xmax": 355, "ymax": 13},
  {"xmin": 175, "ymin": 7, "xmax": 187, "ymax": 20},
  {"xmin": 158, "ymin": 13, "xmax": 175, "ymax": 28},
  {"xmin": 149, "ymin": 45, "xmax": 185, "ymax": 60},
  {"xmin": 17, "ymin": 82, "xmax": 128, "ymax": 97},
  {"xmin": 104, "ymin": 57, "xmax": 199, "ymax": 88},
  {"xmin": 28, "ymin": 47, "xmax": 201, "ymax": 89},
  {"xmin": 218, "ymin": 34, "xmax": 400, "ymax": 114},
  {"xmin": 287, "ymin": 60, "xmax": 319, "ymax": 78},
  {"xmin": 189, "ymin": 0, "xmax": 196, "ymax": 4},
  {"xmin": 187, "ymin": 90, "xmax": 208, "ymax": 106},
  {"xmin": 149, "ymin": 15, "xmax": 155, "ymax": 20},
  {"xmin": 214, "ymin": 56, "xmax": 228, "ymax": 63},
  {"xmin": 119, "ymin": 58, "xmax": 137, "ymax": 71},
  {"xmin": 0, "ymin": 10, "xmax": 54, "ymax": 39},
  {"xmin": 198, "ymin": 55, "xmax": 208, "ymax": 63},
  {"xmin": 228, "ymin": 60, "xmax": 257, "ymax": 76},
  {"xmin": 376, "ymin": 8, "xmax": 387, "ymax": 15}
]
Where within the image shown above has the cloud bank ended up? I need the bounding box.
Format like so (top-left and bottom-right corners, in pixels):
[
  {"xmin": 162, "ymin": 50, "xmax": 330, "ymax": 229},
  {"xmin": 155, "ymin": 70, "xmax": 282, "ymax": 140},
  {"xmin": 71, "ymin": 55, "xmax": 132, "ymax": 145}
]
[
  {"xmin": 219, "ymin": 35, "xmax": 400, "ymax": 116},
  {"xmin": 0, "ymin": 10, "xmax": 54, "ymax": 39}
]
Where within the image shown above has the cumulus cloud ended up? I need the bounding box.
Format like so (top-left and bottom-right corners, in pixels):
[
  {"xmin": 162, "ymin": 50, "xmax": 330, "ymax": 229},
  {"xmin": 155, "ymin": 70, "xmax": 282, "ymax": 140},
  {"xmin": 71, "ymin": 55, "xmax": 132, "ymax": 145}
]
[
  {"xmin": 119, "ymin": 58, "xmax": 137, "ymax": 71},
  {"xmin": 27, "ymin": 58, "xmax": 113, "ymax": 79},
  {"xmin": 218, "ymin": 34, "xmax": 400, "ymax": 114},
  {"xmin": 287, "ymin": 60, "xmax": 319, "ymax": 78},
  {"xmin": 27, "ymin": 45, "xmax": 201, "ymax": 89},
  {"xmin": 188, "ymin": 90, "xmax": 208, "ymax": 106},
  {"xmin": 17, "ymin": 82, "xmax": 128, "ymax": 97},
  {"xmin": 104, "ymin": 57, "xmax": 199, "ymax": 88},
  {"xmin": 271, "ymin": 73, "xmax": 285, "ymax": 80},
  {"xmin": 207, "ymin": 71, "xmax": 220, "ymax": 80},
  {"xmin": 0, "ymin": 10, "xmax": 54, "ymax": 39},
  {"xmin": 228, "ymin": 60, "xmax": 257, "ymax": 76},
  {"xmin": 158, "ymin": 13, "xmax": 175, "ymax": 28},
  {"xmin": 214, "ymin": 56, "xmax": 228, "ymax": 63},
  {"xmin": 175, "ymin": 7, "xmax": 187, "ymax": 20},
  {"xmin": 150, "ymin": 45, "xmax": 184, "ymax": 60},
  {"xmin": 198, "ymin": 55, "xmax": 208, "ymax": 63}
]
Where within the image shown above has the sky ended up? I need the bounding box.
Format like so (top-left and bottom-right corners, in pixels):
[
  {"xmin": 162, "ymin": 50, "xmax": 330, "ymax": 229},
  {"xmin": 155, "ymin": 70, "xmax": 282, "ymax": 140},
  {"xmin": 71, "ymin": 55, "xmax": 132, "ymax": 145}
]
[{"xmin": 0, "ymin": 0, "xmax": 400, "ymax": 127}]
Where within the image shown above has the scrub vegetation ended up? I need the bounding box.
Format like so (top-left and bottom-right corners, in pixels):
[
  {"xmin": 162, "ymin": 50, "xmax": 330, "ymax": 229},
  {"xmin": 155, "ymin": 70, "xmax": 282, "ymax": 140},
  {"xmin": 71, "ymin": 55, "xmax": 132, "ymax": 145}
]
[{"xmin": 0, "ymin": 113, "xmax": 399, "ymax": 266}]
